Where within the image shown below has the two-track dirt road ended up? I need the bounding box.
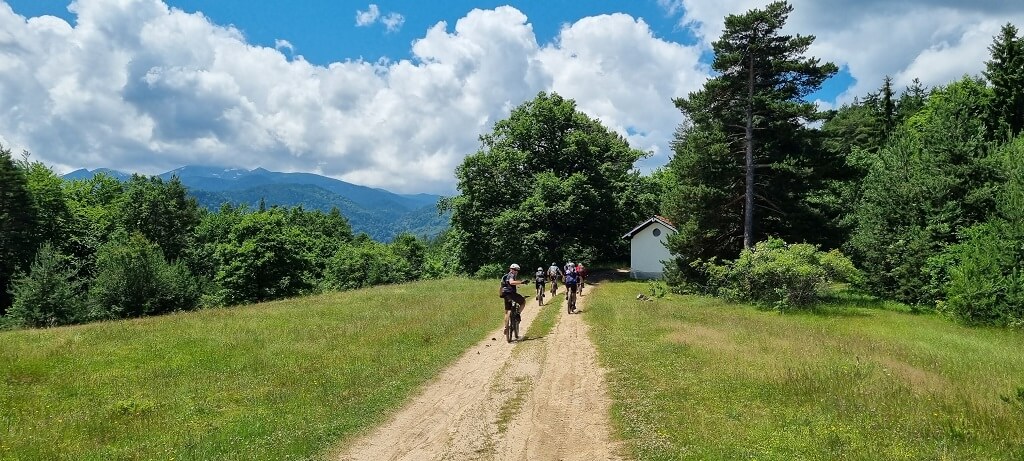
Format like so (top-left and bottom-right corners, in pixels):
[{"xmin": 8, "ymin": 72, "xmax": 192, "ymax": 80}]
[{"xmin": 335, "ymin": 282, "xmax": 624, "ymax": 460}]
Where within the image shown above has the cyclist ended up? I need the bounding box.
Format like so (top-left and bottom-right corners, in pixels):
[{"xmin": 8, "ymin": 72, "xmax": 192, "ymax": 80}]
[
  {"xmin": 563, "ymin": 261, "xmax": 575, "ymax": 300},
  {"xmin": 534, "ymin": 267, "xmax": 547, "ymax": 305},
  {"xmin": 564, "ymin": 263, "xmax": 579, "ymax": 313},
  {"xmin": 501, "ymin": 263, "xmax": 529, "ymax": 339},
  {"xmin": 547, "ymin": 262, "xmax": 562, "ymax": 296},
  {"xmin": 576, "ymin": 262, "xmax": 587, "ymax": 295}
]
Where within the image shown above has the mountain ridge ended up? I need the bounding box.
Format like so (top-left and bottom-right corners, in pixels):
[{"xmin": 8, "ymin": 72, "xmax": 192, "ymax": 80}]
[{"xmin": 62, "ymin": 166, "xmax": 449, "ymax": 241}]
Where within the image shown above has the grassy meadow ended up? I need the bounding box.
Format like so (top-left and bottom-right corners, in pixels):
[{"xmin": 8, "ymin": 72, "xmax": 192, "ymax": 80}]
[
  {"xmin": 585, "ymin": 280, "xmax": 1024, "ymax": 460},
  {"xmin": 0, "ymin": 278, "xmax": 500, "ymax": 460}
]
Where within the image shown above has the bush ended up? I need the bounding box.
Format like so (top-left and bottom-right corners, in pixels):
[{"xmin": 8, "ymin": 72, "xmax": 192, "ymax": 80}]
[
  {"xmin": 7, "ymin": 242, "xmax": 86, "ymax": 327},
  {"xmin": 89, "ymin": 233, "xmax": 201, "ymax": 319},
  {"xmin": 473, "ymin": 263, "xmax": 505, "ymax": 280},
  {"xmin": 325, "ymin": 241, "xmax": 412, "ymax": 290},
  {"xmin": 214, "ymin": 211, "xmax": 312, "ymax": 305},
  {"xmin": 699, "ymin": 238, "xmax": 861, "ymax": 310}
]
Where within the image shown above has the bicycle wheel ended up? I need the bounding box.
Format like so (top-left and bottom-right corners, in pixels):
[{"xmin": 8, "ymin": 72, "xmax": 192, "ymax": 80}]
[{"xmin": 510, "ymin": 306, "xmax": 520, "ymax": 342}]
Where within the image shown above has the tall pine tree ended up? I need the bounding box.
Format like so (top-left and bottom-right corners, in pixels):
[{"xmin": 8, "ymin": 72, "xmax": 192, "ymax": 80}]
[
  {"xmin": 0, "ymin": 147, "xmax": 40, "ymax": 313},
  {"xmin": 984, "ymin": 23, "xmax": 1024, "ymax": 138},
  {"xmin": 664, "ymin": 1, "xmax": 837, "ymax": 271}
]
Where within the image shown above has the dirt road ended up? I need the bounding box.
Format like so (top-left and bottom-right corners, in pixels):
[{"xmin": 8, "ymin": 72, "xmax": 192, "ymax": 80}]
[{"xmin": 335, "ymin": 282, "xmax": 624, "ymax": 460}]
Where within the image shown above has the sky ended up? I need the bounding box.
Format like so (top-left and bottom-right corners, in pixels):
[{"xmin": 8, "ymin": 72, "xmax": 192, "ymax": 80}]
[{"xmin": 1, "ymin": 1, "xmax": 1022, "ymax": 194}]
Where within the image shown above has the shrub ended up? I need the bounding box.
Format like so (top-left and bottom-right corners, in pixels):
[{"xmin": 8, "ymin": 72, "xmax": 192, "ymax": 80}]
[
  {"xmin": 89, "ymin": 233, "xmax": 201, "ymax": 319},
  {"xmin": 473, "ymin": 263, "xmax": 505, "ymax": 280},
  {"xmin": 7, "ymin": 242, "xmax": 86, "ymax": 327},
  {"xmin": 325, "ymin": 241, "xmax": 412, "ymax": 290},
  {"xmin": 214, "ymin": 211, "xmax": 312, "ymax": 305},
  {"xmin": 700, "ymin": 238, "xmax": 861, "ymax": 310}
]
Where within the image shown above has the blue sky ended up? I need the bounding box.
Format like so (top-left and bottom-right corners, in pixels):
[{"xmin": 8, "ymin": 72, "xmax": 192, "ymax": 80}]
[{"xmin": 0, "ymin": 1, "xmax": 1020, "ymax": 193}]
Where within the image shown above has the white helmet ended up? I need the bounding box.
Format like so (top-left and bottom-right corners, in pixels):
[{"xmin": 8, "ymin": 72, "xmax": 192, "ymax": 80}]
[{"xmin": 509, "ymin": 263, "xmax": 520, "ymax": 270}]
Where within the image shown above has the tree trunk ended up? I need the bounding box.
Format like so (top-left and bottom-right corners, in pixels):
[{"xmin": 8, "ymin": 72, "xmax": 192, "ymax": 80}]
[{"xmin": 743, "ymin": 54, "xmax": 755, "ymax": 250}]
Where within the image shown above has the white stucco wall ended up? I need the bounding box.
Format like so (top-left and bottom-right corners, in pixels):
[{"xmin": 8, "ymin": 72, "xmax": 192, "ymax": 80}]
[{"xmin": 629, "ymin": 222, "xmax": 675, "ymax": 279}]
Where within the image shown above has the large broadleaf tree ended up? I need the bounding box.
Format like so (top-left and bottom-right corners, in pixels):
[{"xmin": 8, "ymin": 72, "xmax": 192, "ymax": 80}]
[{"xmin": 445, "ymin": 92, "xmax": 659, "ymax": 273}]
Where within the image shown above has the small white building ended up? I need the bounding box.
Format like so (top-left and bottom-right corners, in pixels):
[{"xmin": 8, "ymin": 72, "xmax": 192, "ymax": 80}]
[{"xmin": 623, "ymin": 215, "xmax": 678, "ymax": 279}]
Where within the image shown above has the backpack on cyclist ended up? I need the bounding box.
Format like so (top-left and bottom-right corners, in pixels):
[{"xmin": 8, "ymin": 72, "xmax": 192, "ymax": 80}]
[{"xmin": 564, "ymin": 267, "xmax": 579, "ymax": 285}]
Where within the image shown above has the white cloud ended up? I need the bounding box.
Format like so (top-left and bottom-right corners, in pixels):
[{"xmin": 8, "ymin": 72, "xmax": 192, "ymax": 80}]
[
  {"xmin": 274, "ymin": 38, "xmax": 294, "ymax": 54},
  {"xmin": 355, "ymin": 4, "xmax": 379, "ymax": 27},
  {"xmin": 536, "ymin": 13, "xmax": 706, "ymax": 170},
  {"xmin": 5, "ymin": 0, "xmax": 1020, "ymax": 194},
  {"xmin": 381, "ymin": 12, "xmax": 405, "ymax": 33},
  {"xmin": 661, "ymin": 1, "xmax": 1024, "ymax": 102},
  {"xmin": 355, "ymin": 4, "xmax": 404, "ymax": 33},
  {"xmin": 0, "ymin": 1, "xmax": 705, "ymax": 193}
]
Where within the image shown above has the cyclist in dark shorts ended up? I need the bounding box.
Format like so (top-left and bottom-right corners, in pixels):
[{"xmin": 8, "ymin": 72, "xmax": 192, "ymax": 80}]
[{"xmin": 501, "ymin": 264, "xmax": 529, "ymax": 338}]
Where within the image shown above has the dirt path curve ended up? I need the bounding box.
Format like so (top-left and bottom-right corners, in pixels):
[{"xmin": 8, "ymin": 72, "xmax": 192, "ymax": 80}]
[{"xmin": 335, "ymin": 281, "xmax": 624, "ymax": 461}]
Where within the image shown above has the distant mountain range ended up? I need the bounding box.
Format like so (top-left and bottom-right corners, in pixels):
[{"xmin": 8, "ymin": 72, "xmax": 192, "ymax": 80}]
[{"xmin": 62, "ymin": 166, "xmax": 450, "ymax": 241}]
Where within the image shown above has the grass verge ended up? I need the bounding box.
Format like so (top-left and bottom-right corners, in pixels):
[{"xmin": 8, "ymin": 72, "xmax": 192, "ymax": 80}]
[
  {"xmin": 0, "ymin": 278, "xmax": 498, "ymax": 460},
  {"xmin": 523, "ymin": 290, "xmax": 562, "ymax": 340},
  {"xmin": 586, "ymin": 280, "xmax": 1024, "ymax": 460}
]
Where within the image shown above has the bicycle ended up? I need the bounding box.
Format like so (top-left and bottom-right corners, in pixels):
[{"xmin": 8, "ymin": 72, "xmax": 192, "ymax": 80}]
[
  {"xmin": 507, "ymin": 299, "xmax": 523, "ymax": 343},
  {"xmin": 567, "ymin": 285, "xmax": 577, "ymax": 314},
  {"xmin": 535, "ymin": 281, "xmax": 545, "ymax": 306}
]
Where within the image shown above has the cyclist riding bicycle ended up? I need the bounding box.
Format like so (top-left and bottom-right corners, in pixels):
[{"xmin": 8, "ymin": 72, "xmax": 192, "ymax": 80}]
[
  {"xmin": 576, "ymin": 262, "xmax": 587, "ymax": 294},
  {"xmin": 501, "ymin": 264, "xmax": 529, "ymax": 339},
  {"xmin": 563, "ymin": 261, "xmax": 575, "ymax": 300},
  {"xmin": 564, "ymin": 263, "xmax": 579, "ymax": 313},
  {"xmin": 547, "ymin": 262, "xmax": 561, "ymax": 295},
  {"xmin": 534, "ymin": 267, "xmax": 547, "ymax": 305}
]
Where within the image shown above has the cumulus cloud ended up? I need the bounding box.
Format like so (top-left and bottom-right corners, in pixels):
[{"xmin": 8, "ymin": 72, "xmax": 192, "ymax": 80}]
[
  {"xmin": 0, "ymin": 1, "xmax": 705, "ymax": 193},
  {"xmin": 355, "ymin": 4, "xmax": 404, "ymax": 33},
  {"xmin": 660, "ymin": 0, "xmax": 1024, "ymax": 102},
  {"xmin": 381, "ymin": 12, "xmax": 405, "ymax": 33},
  {"xmin": 10, "ymin": 0, "xmax": 1015, "ymax": 194},
  {"xmin": 355, "ymin": 4, "xmax": 379, "ymax": 27}
]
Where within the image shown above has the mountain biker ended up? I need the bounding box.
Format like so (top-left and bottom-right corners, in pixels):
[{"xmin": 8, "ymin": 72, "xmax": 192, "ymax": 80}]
[
  {"xmin": 501, "ymin": 264, "xmax": 529, "ymax": 339},
  {"xmin": 534, "ymin": 267, "xmax": 547, "ymax": 305},
  {"xmin": 564, "ymin": 263, "xmax": 579, "ymax": 312},
  {"xmin": 563, "ymin": 261, "xmax": 576, "ymax": 300},
  {"xmin": 547, "ymin": 262, "xmax": 562, "ymax": 295},
  {"xmin": 576, "ymin": 262, "xmax": 587, "ymax": 294}
]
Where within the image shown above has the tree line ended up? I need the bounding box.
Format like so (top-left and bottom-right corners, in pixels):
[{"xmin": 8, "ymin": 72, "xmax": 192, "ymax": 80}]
[
  {"xmin": 662, "ymin": 1, "xmax": 1023, "ymax": 325},
  {"xmin": 0, "ymin": 159, "xmax": 455, "ymax": 328}
]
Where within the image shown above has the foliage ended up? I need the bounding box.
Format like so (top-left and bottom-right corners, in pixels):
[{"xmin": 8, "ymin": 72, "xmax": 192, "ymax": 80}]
[
  {"xmin": 473, "ymin": 263, "xmax": 506, "ymax": 280},
  {"xmin": 940, "ymin": 136, "xmax": 1024, "ymax": 325},
  {"xmin": 446, "ymin": 91, "xmax": 657, "ymax": 273},
  {"xmin": 664, "ymin": 0, "xmax": 840, "ymax": 279},
  {"xmin": 325, "ymin": 240, "xmax": 412, "ymax": 290},
  {"xmin": 114, "ymin": 174, "xmax": 202, "ymax": 262},
  {"xmin": 89, "ymin": 232, "xmax": 201, "ymax": 319},
  {"xmin": 848, "ymin": 76, "xmax": 999, "ymax": 305},
  {"xmin": 697, "ymin": 238, "xmax": 860, "ymax": 310},
  {"xmin": 421, "ymin": 230, "xmax": 462, "ymax": 279},
  {"xmin": 214, "ymin": 210, "xmax": 312, "ymax": 305},
  {"xmin": 0, "ymin": 147, "xmax": 39, "ymax": 313},
  {"xmin": 6, "ymin": 242, "xmax": 86, "ymax": 327},
  {"xmin": 984, "ymin": 23, "xmax": 1024, "ymax": 138}
]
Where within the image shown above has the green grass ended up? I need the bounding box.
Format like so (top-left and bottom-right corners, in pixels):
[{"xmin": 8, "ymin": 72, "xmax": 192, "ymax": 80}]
[
  {"xmin": 0, "ymin": 278, "xmax": 501, "ymax": 460},
  {"xmin": 523, "ymin": 290, "xmax": 562, "ymax": 340},
  {"xmin": 585, "ymin": 280, "xmax": 1024, "ymax": 460}
]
